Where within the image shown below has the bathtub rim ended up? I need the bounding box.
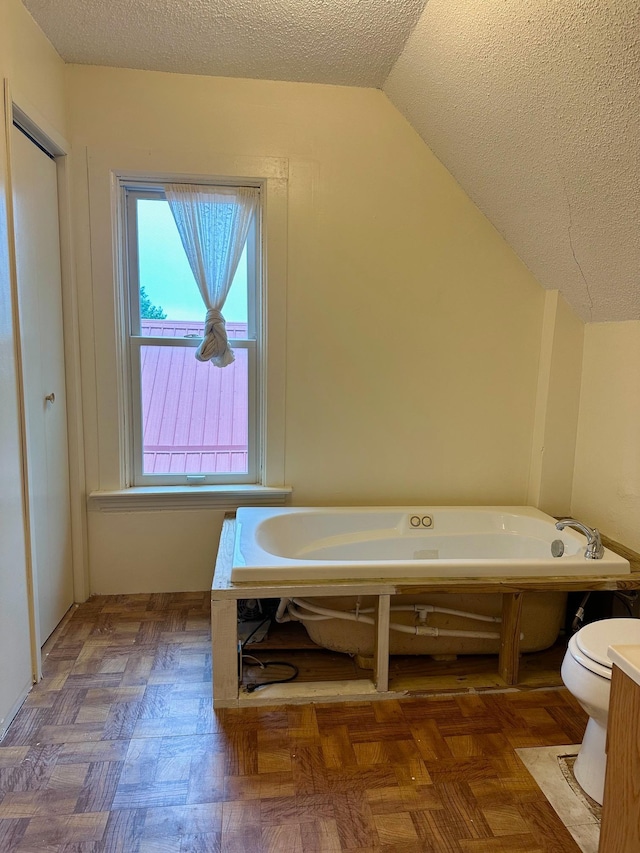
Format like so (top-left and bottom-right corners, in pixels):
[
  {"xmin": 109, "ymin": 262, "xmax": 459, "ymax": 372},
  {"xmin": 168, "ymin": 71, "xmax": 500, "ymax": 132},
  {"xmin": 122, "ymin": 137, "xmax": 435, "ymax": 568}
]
[{"xmin": 232, "ymin": 505, "xmax": 630, "ymax": 583}]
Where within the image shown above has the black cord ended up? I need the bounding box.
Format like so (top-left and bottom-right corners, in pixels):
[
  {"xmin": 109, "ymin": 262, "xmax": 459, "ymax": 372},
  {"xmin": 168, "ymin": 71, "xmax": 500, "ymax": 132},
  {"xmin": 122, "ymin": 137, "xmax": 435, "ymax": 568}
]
[
  {"xmin": 240, "ymin": 616, "xmax": 271, "ymax": 649},
  {"xmin": 240, "ymin": 617, "xmax": 299, "ymax": 690},
  {"xmin": 244, "ymin": 660, "xmax": 299, "ymax": 692},
  {"xmin": 572, "ymin": 592, "xmax": 591, "ymax": 633},
  {"xmin": 240, "ymin": 613, "xmax": 299, "ymax": 691}
]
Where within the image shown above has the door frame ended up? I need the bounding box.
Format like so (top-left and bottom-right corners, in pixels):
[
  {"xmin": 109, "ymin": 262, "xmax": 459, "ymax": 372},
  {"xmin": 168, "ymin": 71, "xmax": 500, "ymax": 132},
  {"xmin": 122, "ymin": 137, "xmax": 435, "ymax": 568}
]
[{"xmin": 3, "ymin": 79, "xmax": 88, "ymax": 679}]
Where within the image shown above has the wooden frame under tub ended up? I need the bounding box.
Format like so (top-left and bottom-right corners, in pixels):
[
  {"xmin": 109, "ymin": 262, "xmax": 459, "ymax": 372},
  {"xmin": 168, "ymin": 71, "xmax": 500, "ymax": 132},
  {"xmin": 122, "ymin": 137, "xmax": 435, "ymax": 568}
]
[{"xmin": 211, "ymin": 515, "xmax": 640, "ymax": 708}]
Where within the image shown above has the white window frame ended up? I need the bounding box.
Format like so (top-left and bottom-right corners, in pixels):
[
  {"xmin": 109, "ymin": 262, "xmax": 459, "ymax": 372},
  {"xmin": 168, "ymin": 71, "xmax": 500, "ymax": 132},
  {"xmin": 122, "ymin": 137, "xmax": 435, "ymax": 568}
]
[
  {"xmin": 120, "ymin": 178, "xmax": 262, "ymax": 487},
  {"xmin": 83, "ymin": 150, "xmax": 289, "ymax": 511}
]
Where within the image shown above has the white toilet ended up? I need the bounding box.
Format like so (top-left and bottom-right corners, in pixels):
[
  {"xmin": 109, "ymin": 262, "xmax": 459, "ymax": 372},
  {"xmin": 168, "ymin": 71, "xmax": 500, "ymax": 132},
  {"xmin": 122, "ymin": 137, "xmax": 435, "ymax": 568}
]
[{"xmin": 561, "ymin": 617, "xmax": 640, "ymax": 805}]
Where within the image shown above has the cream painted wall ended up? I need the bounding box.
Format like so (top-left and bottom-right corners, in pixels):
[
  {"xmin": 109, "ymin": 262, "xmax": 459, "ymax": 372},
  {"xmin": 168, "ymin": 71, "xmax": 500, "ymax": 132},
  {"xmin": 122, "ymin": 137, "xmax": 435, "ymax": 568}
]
[
  {"xmin": 66, "ymin": 66, "xmax": 553, "ymax": 592},
  {"xmin": 528, "ymin": 291, "xmax": 584, "ymax": 516},
  {"xmin": 88, "ymin": 511, "xmax": 224, "ymax": 595},
  {"xmin": 572, "ymin": 322, "xmax": 640, "ymax": 551},
  {"xmin": 8, "ymin": 0, "xmax": 67, "ymax": 134}
]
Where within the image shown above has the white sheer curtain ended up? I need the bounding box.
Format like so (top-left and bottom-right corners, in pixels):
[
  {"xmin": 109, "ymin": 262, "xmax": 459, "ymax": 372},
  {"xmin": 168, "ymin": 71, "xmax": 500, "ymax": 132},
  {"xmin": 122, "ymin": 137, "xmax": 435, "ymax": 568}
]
[{"xmin": 166, "ymin": 183, "xmax": 259, "ymax": 367}]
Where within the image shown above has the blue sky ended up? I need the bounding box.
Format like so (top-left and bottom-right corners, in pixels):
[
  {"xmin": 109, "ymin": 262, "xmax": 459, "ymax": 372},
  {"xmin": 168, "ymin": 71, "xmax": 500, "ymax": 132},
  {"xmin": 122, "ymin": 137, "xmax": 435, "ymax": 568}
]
[{"xmin": 137, "ymin": 199, "xmax": 248, "ymax": 323}]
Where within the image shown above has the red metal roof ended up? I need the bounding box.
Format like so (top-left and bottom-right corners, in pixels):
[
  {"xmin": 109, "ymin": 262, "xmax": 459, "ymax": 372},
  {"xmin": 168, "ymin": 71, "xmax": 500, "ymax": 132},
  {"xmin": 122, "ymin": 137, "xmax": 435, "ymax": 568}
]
[{"xmin": 140, "ymin": 320, "xmax": 248, "ymax": 474}]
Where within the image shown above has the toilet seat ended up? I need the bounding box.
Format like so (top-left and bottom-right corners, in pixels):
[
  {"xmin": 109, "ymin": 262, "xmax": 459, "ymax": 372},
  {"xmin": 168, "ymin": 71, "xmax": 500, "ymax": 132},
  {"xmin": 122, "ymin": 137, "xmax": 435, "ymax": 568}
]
[
  {"xmin": 568, "ymin": 634, "xmax": 612, "ymax": 679},
  {"xmin": 569, "ymin": 618, "xmax": 640, "ymax": 679}
]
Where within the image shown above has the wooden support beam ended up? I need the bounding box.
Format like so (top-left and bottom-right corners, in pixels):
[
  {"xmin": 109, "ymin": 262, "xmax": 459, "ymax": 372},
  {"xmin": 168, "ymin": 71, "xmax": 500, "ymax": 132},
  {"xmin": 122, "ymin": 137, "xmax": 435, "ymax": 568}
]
[
  {"xmin": 211, "ymin": 597, "xmax": 238, "ymax": 706},
  {"xmin": 374, "ymin": 594, "xmax": 390, "ymax": 692},
  {"xmin": 499, "ymin": 592, "xmax": 524, "ymax": 685}
]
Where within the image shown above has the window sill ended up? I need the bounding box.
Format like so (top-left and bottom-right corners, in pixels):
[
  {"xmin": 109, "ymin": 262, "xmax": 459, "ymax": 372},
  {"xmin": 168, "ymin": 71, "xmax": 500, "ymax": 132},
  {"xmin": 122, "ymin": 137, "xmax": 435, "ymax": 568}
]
[{"xmin": 88, "ymin": 485, "xmax": 292, "ymax": 513}]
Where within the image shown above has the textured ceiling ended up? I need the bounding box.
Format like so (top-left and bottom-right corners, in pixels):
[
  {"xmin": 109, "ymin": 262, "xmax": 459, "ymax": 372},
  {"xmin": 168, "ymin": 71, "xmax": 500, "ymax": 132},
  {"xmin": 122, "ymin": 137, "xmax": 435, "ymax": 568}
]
[
  {"xmin": 23, "ymin": 0, "xmax": 640, "ymax": 322},
  {"xmin": 385, "ymin": 0, "xmax": 640, "ymax": 322},
  {"xmin": 21, "ymin": 0, "xmax": 427, "ymax": 87}
]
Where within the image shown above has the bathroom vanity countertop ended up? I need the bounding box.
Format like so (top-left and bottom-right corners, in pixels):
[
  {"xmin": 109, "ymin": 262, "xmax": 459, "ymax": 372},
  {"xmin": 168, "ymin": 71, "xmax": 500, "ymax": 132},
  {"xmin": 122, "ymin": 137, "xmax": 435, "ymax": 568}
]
[{"xmin": 608, "ymin": 644, "xmax": 640, "ymax": 687}]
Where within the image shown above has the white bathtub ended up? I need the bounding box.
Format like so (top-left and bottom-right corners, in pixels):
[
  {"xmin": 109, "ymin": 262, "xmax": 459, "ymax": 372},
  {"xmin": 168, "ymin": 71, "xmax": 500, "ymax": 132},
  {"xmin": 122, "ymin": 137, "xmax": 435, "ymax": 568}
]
[{"xmin": 232, "ymin": 506, "xmax": 630, "ymax": 583}]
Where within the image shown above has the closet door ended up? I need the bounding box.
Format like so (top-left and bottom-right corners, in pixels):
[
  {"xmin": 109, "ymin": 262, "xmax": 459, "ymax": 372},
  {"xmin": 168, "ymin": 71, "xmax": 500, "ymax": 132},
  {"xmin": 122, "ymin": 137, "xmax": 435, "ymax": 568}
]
[
  {"xmin": 11, "ymin": 124, "xmax": 73, "ymax": 644},
  {"xmin": 0, "ymin": 167, "xmax": 32, "ymax": 738}
]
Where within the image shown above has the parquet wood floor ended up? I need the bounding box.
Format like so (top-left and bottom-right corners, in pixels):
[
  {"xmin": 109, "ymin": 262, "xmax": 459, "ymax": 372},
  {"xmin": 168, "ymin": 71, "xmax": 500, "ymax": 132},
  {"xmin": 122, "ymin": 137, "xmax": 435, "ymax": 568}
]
[{"xmin": 0, "ymin": 593, "xmax": 587, "ymax": 852}]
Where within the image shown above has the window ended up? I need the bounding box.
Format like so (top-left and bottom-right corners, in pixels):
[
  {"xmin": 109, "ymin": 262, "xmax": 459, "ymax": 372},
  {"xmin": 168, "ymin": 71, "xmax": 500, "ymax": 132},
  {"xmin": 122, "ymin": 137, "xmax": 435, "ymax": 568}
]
[{"xmin": 122, "ymin": 181, "xmax": 261, "ymax": 486}]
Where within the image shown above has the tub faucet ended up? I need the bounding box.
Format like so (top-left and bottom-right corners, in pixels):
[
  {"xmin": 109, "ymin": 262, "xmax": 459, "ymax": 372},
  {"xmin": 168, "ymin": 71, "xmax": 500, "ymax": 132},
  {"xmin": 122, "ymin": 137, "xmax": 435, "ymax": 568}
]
[{"xmin": 555, "ymin": 519, "xmax": 605, "ymax": 560}]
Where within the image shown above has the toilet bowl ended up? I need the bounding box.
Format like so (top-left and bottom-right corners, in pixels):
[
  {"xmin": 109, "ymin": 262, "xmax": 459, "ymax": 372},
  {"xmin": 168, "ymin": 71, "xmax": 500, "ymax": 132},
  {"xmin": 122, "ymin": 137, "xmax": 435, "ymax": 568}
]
[{"xmin": 561, "ymin": 617, "xmax": 640, "ymax": 805}]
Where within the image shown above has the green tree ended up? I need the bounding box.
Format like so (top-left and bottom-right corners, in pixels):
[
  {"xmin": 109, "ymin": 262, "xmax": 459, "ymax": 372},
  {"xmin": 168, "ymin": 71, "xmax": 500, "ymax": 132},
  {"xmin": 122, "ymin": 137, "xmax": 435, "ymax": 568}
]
[{"xmin": 140, "ymin": 286, "xmax": 167, "ymax": 319}]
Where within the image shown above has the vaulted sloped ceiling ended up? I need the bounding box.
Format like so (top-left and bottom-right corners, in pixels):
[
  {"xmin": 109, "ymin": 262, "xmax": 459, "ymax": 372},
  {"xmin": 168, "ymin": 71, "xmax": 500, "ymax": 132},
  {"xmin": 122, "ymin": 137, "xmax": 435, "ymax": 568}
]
[
  {"xmin": 23, "ymin": 0, "xmax": 639, "ymax": 322},
  {"xmin": 384, "ymin": 0, "xmax": 640, "ymax": 322}
]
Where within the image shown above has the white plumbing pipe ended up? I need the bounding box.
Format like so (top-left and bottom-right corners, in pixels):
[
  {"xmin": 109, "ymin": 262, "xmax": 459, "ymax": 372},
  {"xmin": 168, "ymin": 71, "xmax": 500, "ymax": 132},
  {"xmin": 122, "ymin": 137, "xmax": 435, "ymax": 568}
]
[
  {"xmin": 288, "ymin": 604, "xmax": 498, "ymax": 640},
  {"xmin": 288, "ymin": 602, "xmax": 372, "ymax": 624},
  {"xmin": 409, "ymin": 624, "xmax": 499, "ymax": 640},
  {"xmin": 388, "ymin": 604, "xmax": 501, "ymax": 624},
  {"xmin": 286, "ymin": 605, "xmax": 330, "ymax": 622},
  {"xmin": 289, "ymin": 602, "xmax": 500, "ymax": 623},
  {"xmin": 288, "ymin": 598, "xmax": 501, "ymax": 625},
  {"xmin": 291, "ymin": 598, "xmax": 371, "ymax": 621},
  {"xmin": 287, "ymin": 599, "xmax": 500, "ymax": 640},
  {"xmin": 275, "ymin": 598, "xmax": 292, "ymax": 622}
]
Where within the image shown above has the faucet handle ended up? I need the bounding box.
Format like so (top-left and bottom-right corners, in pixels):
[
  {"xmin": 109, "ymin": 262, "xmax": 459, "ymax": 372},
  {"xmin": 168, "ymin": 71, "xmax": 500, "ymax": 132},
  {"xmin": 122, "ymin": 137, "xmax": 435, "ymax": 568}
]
[
  {"xmin": 555, "ymin": 518, "xmax": 604, "ymax": 560},
  {"xmin": 586, "ymin": 528, "xmax": 605, "ymax": 560}
]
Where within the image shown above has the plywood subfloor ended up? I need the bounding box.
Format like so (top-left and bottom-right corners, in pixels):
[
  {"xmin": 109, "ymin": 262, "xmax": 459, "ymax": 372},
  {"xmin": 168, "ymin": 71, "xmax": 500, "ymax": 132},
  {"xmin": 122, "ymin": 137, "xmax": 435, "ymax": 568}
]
[{"xmin": 0, "ymin": 593, "xmax": 584, "ymax": 851}]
